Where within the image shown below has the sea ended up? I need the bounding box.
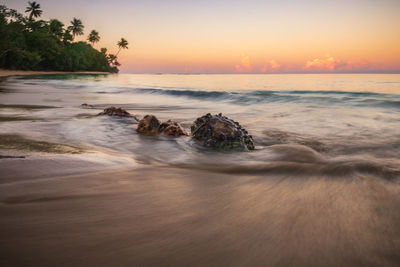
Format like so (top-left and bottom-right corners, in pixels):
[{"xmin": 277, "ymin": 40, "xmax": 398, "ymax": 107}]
[{"xmin": 1, "ymin": 73, "xmax": 400, "ymax": 173}]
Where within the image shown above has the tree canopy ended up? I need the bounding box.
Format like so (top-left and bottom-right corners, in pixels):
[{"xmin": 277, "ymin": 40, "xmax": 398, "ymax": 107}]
[
  {"xmin": 88, "ymin": 30, "xmax": 100, "ymax": 45},
  {"xmin": 0, "ymin": 2, "xmax": 129, "ymax": 73}
]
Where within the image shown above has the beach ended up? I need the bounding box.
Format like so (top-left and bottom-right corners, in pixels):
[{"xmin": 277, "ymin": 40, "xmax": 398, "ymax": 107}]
[
  {"xmin": 1, "ymin": 73, "xmax": 400, "ymax": 266},
  {"xmin": 1, "ymin": 165, "xmax": 399, "ymax": 266}
]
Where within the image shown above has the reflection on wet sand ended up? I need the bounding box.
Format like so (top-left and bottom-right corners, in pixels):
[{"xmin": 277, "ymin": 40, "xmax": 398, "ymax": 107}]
[
  {"xmin": 1, "ymin": 167, "xmax": 399, "ymax": 266},
  {"xmin": 0, "ymin": 134, "xmax": 83, "ymax": 154}
]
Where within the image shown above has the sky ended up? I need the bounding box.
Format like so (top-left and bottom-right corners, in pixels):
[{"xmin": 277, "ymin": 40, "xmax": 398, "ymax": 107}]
[{"xmin": 4, "ymin": 0, "xmax": 400, "ymax": 73}]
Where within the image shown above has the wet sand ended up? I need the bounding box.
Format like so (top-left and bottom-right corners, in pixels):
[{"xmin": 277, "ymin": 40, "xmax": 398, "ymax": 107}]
[{"xmin": 1, "ymin": 158, "xmax": 400, "ymax": 267}]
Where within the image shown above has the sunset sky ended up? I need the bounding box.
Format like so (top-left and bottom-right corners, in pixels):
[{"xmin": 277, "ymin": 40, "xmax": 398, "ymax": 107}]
[{"xmin": 4, "ymin": 0, "xmax": 400, "ymax": 73}]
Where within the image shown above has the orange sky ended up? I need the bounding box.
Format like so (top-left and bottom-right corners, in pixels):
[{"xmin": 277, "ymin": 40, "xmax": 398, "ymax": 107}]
[{"xmin": 6, "ymin": 0, "xmax": 400, "ymax": 73}]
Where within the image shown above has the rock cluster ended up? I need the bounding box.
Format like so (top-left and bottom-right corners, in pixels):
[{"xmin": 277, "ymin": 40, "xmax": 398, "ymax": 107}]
[
  {"xmin": 137, "ymin": 115, "xmax": 187, "ymax": 136},
  {"xmin": 99, "ymin": 109, "xmax": 254, "ymax": 151},
  {"xmin": 191, "ymin": 113, "xmax": 254, "ymax": 151}
]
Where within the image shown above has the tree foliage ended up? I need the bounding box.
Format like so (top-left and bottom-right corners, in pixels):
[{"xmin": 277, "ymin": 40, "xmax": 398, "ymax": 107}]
[
  {"xmin": 0, "ymin": 2, "xmax": 129, "ymax": 73},
  {"xmin": 88, "ymin": 30, "xmax": 100, "ymax": 45},
  {"xmin": 68, "ymin": 18, "xmax": 84, "ymax": 39},
  {"xmin": 116, "ymin": 38, "xmax": 128, "ymax": 56},
  {"xmin": 25, "ymin": 1, "xmax": 42, "ymax": 21}
]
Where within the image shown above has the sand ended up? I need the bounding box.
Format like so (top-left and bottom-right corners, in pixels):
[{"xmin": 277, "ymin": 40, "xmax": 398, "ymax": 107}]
[{"xmin": 1, "ymin": 160, "xmax": 400, "ymax": 267}]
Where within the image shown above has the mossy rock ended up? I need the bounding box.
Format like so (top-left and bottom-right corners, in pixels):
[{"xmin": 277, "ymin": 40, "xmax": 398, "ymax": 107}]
[{"xmin": 191, "ymin": 113, "xmax": 255, "ymax": 151}]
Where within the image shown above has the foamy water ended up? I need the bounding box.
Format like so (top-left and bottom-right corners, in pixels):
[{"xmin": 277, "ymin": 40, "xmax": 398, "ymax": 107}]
[{"xmin": 1, "ymin": 74, "xmax": 399, "ymax": 178}]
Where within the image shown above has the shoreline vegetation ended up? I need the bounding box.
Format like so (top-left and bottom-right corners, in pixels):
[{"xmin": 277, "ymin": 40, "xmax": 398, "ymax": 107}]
[
  {"xmin": 0, "ymin": 2, "xmax": 128, "ymax": 73},
  {"xmin": 0, "ymin": 69, "xmax": 109, "ymax": 78}
]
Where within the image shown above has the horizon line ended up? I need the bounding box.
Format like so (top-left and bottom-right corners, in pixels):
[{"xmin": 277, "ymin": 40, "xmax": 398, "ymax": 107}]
[{"xmin": 120, "ymin": 71, "xmax": 400, "ymax": 75}]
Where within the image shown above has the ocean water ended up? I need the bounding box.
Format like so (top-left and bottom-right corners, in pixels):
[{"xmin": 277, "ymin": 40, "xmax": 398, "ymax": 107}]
[
  {"xmin": 1, "ymin": 74, "xmax": 399, "ymax": 177},
  {"xmin": 1, "ymin": 74, "xmax": 400, "ymax": 266}
]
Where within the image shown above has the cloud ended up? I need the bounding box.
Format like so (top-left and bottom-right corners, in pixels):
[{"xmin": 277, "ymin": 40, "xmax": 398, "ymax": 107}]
[
  {"xmin": 260, "ymin": 59, "xmax": 281, "ymax": 72},
  {"xmin": 232, "ymin": 54, "xmax": 371, "ymax": 74},
  {"xmin": 235, "ymin": 55, "xmax": 252, "ymax": 72},
  {"xmin": 303, "ymin": 55, "xmax": 369, "ymax": 72}
]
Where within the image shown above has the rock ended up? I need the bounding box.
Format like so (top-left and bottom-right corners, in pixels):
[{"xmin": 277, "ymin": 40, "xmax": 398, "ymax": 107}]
[
  {"xmin": 0, "ymin": 155, "xmax": 25, "ymax": 159},
  {"xmin": 137, "ymin": 115, "xmax": 161, "ymax": 135},
  {"xmin": 158, "ymin": 120, "xmax": 188, "ymax": 137},
  {"xmin": 137, "ymin": 115, "xmax": 187, "ymax": 137},
  {"xmin": 191, "ymin": 113, "xmax": 255, "ymax": 151},
  {"xmin": 81, "ymin": 103, "xmax": 94, "ymax": 109},
  {"xmin": 98, "ymin": 106, "xmax": 137, "ymax": 120}
]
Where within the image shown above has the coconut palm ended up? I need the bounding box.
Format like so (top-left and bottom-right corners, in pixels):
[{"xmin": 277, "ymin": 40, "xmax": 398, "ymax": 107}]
[
  {"xmin": 116, "ymin": 38, "xmax": 128, "ymax": 56},
  {"xmin": 49, "ymin": 19, "xmax": 64, "ymax": 39},
  {"xmin": 25, "ymin": 1, "xmax": 42, "ymax": 21},
  {"xmin": 63, "ymin": 29, "xmax": 73, "ymax": 44},
  {"xmin": 107, "ymin": 54, "xmax": 117, "ymax": 64},
  {"xmin": 87, "ymin": 30, "xmax": 100, "ymax": 45},
  {"xmin": 67, "ymin": 18, "xmax": 84, "ymax": 39}
]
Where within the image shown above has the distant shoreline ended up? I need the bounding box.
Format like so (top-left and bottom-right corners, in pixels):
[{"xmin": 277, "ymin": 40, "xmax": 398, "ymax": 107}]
[{"xmin": 0, "ymin": 69, "xmax": 110, "ymax": 78}]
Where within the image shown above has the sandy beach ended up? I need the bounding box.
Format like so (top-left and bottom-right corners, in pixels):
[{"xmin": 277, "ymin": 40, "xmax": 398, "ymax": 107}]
[{"xmin": 1, "ymin": 162, "xmax": 400, "ymax": 266}]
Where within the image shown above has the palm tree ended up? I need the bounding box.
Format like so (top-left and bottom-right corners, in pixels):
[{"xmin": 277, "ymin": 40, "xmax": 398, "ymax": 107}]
[
  {"xmin": 63, "ymin": 29, "xmax": 73, "ymax": 44},
  {"xmin": 25, "ymin": 1, "xmax": 42, "ymax": 21},
  {"xmin": 87, "ymin": 30, "xmax": 100, "ymax": 45},
  {"xmin": 100, "ymin": 48, "xmax": 107, "ymax": 55},
  {"xmin": 67, "ymin": 18, "xmax": 84, "ymax": 39},
  {"xmin": 107, "ymin": 54, "xmax": 117, "ymax": 64},
  {"xmin": 49, "ymin": 19, "xmax": 64, "ymax": 39},
  {"xmin": 116, "ymin": 38, "xmax": 128, "ymax": 56}
]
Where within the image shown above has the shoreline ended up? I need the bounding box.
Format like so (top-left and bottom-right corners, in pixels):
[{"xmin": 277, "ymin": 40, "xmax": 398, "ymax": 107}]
[{"xmin": 0, "ymin": 69, "xmax": 110, "ymax": 78}]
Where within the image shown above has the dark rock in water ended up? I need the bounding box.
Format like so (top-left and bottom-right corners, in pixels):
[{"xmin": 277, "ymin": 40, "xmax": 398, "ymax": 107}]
[
  {"xmin": 81, "ymin": 103, "xmax": 94, "ymax": 109},
  {"xmin": 137, "ymin": 115, "xmax": 161, "ymax": 135},
  {"xmin": 158, "ymin": 120, "xmax": 188, "ymax": 137},
  {"xmin": 98, "ymin": 106, "xmax": 137, "ymax": 120},
  {"xmin": 191, "ymin": 113, "xmax": 255, "ymax": 151},
  {"xmin": 137, "ymin": 115, "xmax": 187, "ymax": 137},
  {"xmin": 0, "ymin": 155, "xmax": 25, "ymax": 159}
]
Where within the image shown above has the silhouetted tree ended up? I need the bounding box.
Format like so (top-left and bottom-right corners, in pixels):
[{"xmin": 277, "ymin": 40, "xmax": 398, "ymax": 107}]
[
  {"xmin": 116, "ymin": 38, "xmax": 128, "ymax": 56},
  {"xmin": 62, "ymin": 29, "xmax": 73, "ymax": 44},
  {"xmin": 87, "ymin": 30, "xmax": 100, "ymax": 45},
  {"xmin": 25, "ymin": 1, "xmax": 42, "ymax": 21},
  {"xmin": 68, "ymin": 18, "xmax": 84, "ymax": 39},
  {"xmin": 49, "ymin": 19, "xmax": 64, "ymax": 39}
]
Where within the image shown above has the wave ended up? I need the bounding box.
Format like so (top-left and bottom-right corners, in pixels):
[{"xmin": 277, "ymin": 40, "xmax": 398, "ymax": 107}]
[
  {"xmin": 22, "ymin": 74, "xmax": 398, "ymax": 108},
  {"xmin": 129, "ymin": 87, "xmax": 400, "ymax": 108},
  {"xmin": 171, "ymin": 160, "xmax": 400, "ymax": 180},
  {"xmin": 134, "ymin": 88, "xmax": 231, "ymax": 99},
  {"xmin": 168, "ymin": 144, "xmax": 400, "ymax": 180}
]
